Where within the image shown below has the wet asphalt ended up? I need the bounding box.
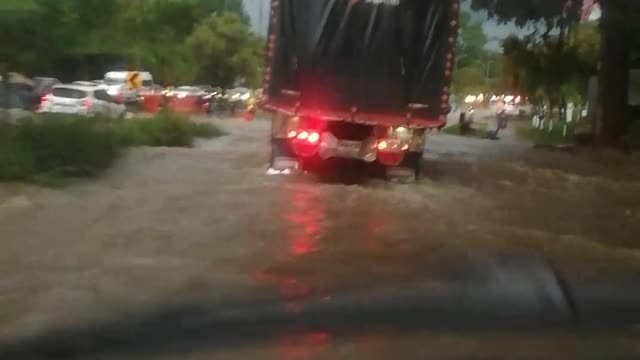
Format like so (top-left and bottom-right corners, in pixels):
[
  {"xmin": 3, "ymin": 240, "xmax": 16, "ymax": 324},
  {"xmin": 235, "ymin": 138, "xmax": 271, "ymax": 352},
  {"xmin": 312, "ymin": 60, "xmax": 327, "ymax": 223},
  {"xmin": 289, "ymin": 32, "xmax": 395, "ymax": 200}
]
[{"xmin": 0, "ymin": 115, "xmax": 639, "ymax": 359}]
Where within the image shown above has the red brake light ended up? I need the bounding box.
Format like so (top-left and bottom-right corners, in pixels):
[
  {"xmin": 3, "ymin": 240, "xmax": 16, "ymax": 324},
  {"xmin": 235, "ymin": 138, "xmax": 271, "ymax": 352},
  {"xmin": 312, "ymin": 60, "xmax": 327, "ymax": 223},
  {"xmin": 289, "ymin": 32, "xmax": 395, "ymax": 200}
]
[
  {"xmin": 307, "ymin": 132, "xmax": 320, "ymax": 144},
  {"xmin": 83, "ymin": 99, "xmax": 93, "ymax": 108},
  {"xmin": 40, "ymin": 95, "xmax": 49, "ymax": 104},
  {"xmin": 297, "ymin": 131, "xmax": 309, "ymax": 140}
]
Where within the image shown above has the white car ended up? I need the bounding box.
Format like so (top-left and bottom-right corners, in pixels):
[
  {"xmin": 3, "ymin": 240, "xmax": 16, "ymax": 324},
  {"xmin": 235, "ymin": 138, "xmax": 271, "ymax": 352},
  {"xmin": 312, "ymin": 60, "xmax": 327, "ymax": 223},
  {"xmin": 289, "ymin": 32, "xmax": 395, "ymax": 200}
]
[
  {"xmin": 38, "ymin": 85, "xmax": 126, "ymax": 118},
  {"xmin": 169, "ymin": 86, "xmax": 207, "ymax": 98},
  {"xmin": 71, "ymin": 81, "xmax": 100, "ymax": 87}
]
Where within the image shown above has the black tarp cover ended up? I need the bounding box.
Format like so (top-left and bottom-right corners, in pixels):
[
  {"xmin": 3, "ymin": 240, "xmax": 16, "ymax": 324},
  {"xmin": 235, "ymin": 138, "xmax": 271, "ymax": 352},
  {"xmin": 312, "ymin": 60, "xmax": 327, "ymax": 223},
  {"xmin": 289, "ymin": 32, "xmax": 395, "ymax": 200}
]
[{"xmin": 264, "ymin": 0, "xmax": 457, "ymax": 127}]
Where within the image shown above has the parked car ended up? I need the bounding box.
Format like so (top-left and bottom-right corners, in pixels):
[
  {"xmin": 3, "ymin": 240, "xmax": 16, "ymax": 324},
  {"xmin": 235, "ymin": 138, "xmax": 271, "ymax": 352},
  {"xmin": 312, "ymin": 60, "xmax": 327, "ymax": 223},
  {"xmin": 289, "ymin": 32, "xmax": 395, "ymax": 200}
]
[
  {"xmin": 38, "ymin": 84, "xmax": 126, "ymax": 118},
  {"xmin": 148, "ymin": 84, "xmax": 165, "ymax": 94},
  {"xmin": 170, "ymin": 86, "xmax": 206, "ymax": 98},
  {"xmin": 166, "ymin": 86, "xmax": 209, "ymax": 114},
  {"xmin": 221, "ymin": 87, "xmax": 252, "ymax": 113},
  {"xmin": 1, "ymin": 72, "xmax": 39, "ymax": 110},
  {"xmin": 33, "ymin": 77, "xmax": 61, "ymax": 97},
  {"xmin": 71, "ymin": 81, "xmax": 100, "ymax": 87}
]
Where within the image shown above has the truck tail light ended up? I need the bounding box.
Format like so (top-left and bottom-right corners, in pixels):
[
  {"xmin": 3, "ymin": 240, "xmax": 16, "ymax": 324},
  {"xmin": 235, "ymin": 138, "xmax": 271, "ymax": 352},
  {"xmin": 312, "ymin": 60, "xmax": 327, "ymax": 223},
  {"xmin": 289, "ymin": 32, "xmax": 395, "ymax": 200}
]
[
  {"xmin": 291, "ymin": 130, "xmax": 320, "ymax": 157},
  {"xmin": 378, "ymin": 152, "xmax": 405, "ymax": 166},
  {"xmin": 377, "ymin": 139, "xmax": 408, "ymax": 166},
  {"xmin": 295, "ymin": 131, "xmax": 320, "ymax": 144},
  {"xmin": 307, "ymin": 132, "xmax": 320, "ymax": 144},
  {"xmin": 297, "ymin": 131, "xmax": 309, "ymax": 140}
]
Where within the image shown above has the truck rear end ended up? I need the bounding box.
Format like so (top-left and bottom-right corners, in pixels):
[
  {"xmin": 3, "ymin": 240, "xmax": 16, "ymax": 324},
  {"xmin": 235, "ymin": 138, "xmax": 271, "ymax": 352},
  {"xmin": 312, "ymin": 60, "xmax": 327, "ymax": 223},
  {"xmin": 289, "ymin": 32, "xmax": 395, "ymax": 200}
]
[{"xmin": 262, "ymin": 0, "xmax": 459, "ymax": 179}]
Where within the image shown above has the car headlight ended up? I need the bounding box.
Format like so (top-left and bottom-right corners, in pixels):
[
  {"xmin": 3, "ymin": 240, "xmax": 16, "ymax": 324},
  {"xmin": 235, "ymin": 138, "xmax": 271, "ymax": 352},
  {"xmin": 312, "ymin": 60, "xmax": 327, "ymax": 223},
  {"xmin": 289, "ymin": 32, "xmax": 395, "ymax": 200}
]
[
  {"xmin": 241, "ymin": 93, "xmax": 250, "ymax": 101},
  {"xmin": 107, "ymin": 88, "xmax": 119, "ymax": 96}
]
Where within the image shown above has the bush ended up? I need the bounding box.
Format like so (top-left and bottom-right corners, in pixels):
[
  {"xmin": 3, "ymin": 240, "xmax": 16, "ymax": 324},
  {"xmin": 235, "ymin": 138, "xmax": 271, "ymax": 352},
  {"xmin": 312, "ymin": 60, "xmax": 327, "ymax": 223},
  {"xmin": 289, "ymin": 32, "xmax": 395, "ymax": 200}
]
[
  {"xmin": 0, "ymin": 116, "xmax": 120, "ymax": 182},
  {"xmin": 0, "ymin": 113, "xmax": 225, "ymax": 183},
  {"xmin": 111, "ymin": 112, "xmax": 224, "ymax": 148},
  {"xmin": 516, "ymin": 121, "xmax": 576, "ymax": 145},
  {"xmin": 0, "ymin": 123, "xmax": 37, "ymax": 180}
]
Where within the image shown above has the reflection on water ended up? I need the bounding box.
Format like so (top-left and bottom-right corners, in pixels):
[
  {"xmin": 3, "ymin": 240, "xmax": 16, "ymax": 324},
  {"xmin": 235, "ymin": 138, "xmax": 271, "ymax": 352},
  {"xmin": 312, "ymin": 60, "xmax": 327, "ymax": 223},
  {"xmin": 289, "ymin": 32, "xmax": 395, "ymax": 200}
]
[
  {"xmin": 277, "ymin": 331, "xmax": 331, "ymax": 360},
  {"xmin": 255, "ymin": 184, "xmax": 328, "ymax": 304},
  {"xmin": 284, "ymin": 185, "xmax": 326, "ymax": 257}
]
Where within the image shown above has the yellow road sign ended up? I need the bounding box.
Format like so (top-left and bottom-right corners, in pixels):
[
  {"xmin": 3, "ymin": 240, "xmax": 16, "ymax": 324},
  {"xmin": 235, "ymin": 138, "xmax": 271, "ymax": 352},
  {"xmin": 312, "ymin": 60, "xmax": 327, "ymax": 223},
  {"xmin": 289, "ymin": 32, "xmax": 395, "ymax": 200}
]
[{"xmin": 126, "ymin": 71, "xmax": 142, "ymax": 90}]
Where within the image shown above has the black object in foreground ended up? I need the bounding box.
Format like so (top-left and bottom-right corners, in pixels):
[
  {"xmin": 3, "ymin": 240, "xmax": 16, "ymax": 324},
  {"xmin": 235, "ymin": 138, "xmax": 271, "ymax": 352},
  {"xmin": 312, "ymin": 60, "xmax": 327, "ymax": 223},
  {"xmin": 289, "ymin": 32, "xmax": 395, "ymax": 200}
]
[{"xmin": 0, "ymin": 257, "xmax": 638, "ymax": 359}]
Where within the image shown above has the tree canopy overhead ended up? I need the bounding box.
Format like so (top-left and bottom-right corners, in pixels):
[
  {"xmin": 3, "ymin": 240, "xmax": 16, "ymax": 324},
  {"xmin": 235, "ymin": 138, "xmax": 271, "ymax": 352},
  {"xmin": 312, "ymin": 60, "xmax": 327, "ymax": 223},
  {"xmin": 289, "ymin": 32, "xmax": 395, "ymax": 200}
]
[
  {"xmin": 472, "ymin": 0, "xmax": 640, "ymax": 145},
  {"xmin": 0, "ymin": 0, "xmax": 261, "ymax": 87},
  {"xmin": 470, "ymin": 0, "xmax": 582, "ymax": 28}
]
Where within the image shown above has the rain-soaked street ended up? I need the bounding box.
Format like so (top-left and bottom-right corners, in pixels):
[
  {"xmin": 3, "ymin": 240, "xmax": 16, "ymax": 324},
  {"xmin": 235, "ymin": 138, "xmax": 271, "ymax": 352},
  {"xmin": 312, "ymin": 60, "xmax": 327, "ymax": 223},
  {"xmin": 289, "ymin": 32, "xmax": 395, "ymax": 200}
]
[{"xmin": 1, "ymin": 115, "xmax": 640, "ymax": 358}]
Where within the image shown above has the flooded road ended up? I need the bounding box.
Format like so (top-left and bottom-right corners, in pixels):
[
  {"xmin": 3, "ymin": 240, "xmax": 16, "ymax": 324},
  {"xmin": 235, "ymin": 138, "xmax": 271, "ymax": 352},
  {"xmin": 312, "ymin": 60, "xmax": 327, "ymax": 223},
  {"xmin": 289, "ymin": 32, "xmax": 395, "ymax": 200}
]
[{"xmin": 1, "ymin": 116, "xmax": 640, "ymax": 358}]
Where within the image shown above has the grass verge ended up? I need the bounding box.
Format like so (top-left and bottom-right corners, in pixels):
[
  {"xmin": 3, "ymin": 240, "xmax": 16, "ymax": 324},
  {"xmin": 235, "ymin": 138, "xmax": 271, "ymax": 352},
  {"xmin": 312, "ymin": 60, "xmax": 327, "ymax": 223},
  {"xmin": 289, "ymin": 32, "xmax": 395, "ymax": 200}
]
[
  {"xmin": 516, "ymin": 121, "xmax": 576, "ymax": 146},
  {"xmin": 0, "ymin": 112, "xmax": 224, "ymax": 184}
]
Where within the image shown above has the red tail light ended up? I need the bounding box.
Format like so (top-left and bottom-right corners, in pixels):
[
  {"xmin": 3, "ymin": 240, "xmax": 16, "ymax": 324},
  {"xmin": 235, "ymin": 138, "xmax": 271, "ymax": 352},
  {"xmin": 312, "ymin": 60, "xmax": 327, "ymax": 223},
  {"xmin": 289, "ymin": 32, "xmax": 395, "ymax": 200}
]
[
  {"xmin": 40, "ymin": 95, "xmax": 49, "ymax": 104},
  {"xmin": 297, "ymin": 131, "xmax": 309, "ymax": 140},
  {"xmin": 83, "ymin": 99, "xmax": 93, "ymax": 108},
  {"xmin": 292, "ymin": 130, "xmax": 320, "ymax": 157},
  {"xmin": 378, "ymin": 152, "xmax": 404, "ymax": 166},
  {"xmin": 376, "ymin": 140, "xmax": 407, "ymax": 166},
  {"xmin": 307, "ymin": 132, "xmax": 320, "ymax": 144}
]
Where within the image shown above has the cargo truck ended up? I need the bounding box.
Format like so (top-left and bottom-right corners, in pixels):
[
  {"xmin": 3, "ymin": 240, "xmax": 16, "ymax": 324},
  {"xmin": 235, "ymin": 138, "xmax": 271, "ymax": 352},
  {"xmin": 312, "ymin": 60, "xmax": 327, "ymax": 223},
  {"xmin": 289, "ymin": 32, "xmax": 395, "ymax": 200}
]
[{"xmin": 262, "ymin": 0, "xmax": 460, "ymax": 180}]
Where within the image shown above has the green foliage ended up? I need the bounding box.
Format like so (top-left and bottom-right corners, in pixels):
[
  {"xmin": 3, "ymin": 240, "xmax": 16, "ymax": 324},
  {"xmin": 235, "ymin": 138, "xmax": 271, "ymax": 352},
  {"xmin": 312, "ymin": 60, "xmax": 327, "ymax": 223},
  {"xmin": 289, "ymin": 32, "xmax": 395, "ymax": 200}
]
[
  {"xmin": 501, "ymin": 29, "xmax": 597, "ymax": 107},
  {"xmin": 111, "ymin": 113, "xmax": 192, "ymax": 147},
  {"xmin": 452, "ymin": 11, "xmax": 493, "ymax": 97},
  {"xmin": 0, "ymin": 116, "xmax": 119, "ymax": 181},
  {"xmin": 0, "ymin": 113, "xmax": 224, "ymax": 183},
  {"xmin": 0, "ymin": 124, "xmax": 37, "ymax": 180},
  {"xmin": 453, "ymin": 65, "xmax": 488, "ymax": 97},
  {"xmin": 0, "ymin": 0, "xmax": 258, "ymax": 86},
  {"xmin": 111, "ymin": 112, "xmax": 225, "ymax": 147},
  {"xmin": 516, "ymin": 121, "xmax": 577, "ymax": 146},
  {"xmin": 185, "ymin": 13, "xmax": 264, "ymax": 88},
  {"xmin": 456, "ymin": 11, "xmax": 488, "ymax": 69},
  {"xmin": 470, "ymin": 0, "xmax": 581, "ymax": 28}
]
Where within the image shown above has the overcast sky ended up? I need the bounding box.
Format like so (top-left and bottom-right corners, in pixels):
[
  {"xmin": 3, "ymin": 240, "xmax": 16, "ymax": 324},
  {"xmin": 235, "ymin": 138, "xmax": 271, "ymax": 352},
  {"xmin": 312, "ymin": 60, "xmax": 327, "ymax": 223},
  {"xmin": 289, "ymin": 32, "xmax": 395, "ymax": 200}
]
[{"xmin": 242, "ymin": 0, "xmax": 526, "ymax": 49}]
